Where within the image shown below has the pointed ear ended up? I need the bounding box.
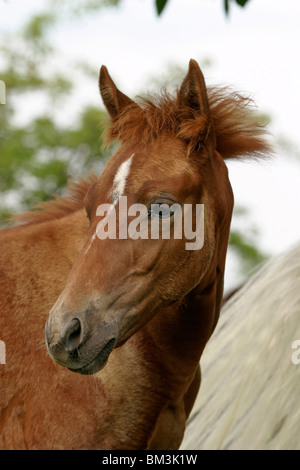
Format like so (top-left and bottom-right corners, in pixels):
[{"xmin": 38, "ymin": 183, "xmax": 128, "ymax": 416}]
[
  {"xmin": 99, "ymin": 65, "xmax": 136, "ymax": 119},
  {"xmin": 179, "ymin": 59, "xmax": 210, "ymax": 120}
]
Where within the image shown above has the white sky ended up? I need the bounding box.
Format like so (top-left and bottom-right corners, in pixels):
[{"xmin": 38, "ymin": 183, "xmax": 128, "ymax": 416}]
[{"xmin": 1, "ymin": 0, "xmax": 300, "ymax": 287}]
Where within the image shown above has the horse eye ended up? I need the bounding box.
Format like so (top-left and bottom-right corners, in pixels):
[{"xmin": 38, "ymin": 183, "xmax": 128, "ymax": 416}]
[{"xmin": 148, "ymin": 203, "xmax": 175, "ymax": 219}]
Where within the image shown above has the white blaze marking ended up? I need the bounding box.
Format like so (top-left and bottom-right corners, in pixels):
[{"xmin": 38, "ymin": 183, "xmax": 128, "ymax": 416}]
[
  {"xmin": 111, "ymin": 154, "xmax": 134, "ymax": 202},
  {"xmin": 84, "ymin": 154, "xmax": 134, "ymax": 254}
]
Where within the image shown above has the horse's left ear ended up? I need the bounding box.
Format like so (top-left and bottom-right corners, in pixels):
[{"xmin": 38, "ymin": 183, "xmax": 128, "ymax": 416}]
[
  {"xmin": 179, "ymin": 59, "xmax": 210, "ymax": 120},
  {"xmin": 99, "ymin": 66, "xmax": 136, "ymax": 119}
]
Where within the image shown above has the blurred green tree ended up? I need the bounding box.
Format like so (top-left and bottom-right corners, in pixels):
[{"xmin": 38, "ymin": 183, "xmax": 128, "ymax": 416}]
[{"xmin": 0, "ymin": 12, "xmax": 110, "ymax": 224}]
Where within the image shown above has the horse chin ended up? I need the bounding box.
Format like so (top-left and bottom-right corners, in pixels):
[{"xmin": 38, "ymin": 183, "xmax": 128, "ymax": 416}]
[{"xmin": 67, "ymin": 337, "xmax": 116, "ymax": 375}]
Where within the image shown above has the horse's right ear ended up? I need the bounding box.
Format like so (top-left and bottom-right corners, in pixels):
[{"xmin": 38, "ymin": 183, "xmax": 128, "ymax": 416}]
[{"xmin": 99, "ymin": 66, "xmax": 136, "ymax": 120}]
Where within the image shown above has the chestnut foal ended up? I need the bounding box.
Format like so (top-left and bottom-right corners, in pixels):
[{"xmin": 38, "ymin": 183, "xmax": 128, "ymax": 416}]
[{"xmin": 0, "ymin": 60, "xmax": 270, "ymax": 449}]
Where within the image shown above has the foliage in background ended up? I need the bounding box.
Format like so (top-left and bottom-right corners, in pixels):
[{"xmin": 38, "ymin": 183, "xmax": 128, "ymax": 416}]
[
  {"xmin": 0, "ymin": 12, "xmax": 110, "ymax": 223},
  {"xmin": 229, "ymin": 221, "xmax": 268, "ymax": 276},
  {"xmin": 17, "ymin": 0, "xmax": 252, "ymax": 18},
  {"xmin": 155, "ymin": 0, "xmax": 251, "ymax": 16}
]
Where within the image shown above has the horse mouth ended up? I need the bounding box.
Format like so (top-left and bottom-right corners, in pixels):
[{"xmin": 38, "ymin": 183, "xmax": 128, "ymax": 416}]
[{"xmin": 68, "ymin": 338, "xmax": 116, "ymax": 375}]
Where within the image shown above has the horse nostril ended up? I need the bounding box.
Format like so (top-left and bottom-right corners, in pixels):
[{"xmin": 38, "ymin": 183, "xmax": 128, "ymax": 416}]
[{"xmin": 63, "ymin": 318, "xmax": 82, "ymax": 353}]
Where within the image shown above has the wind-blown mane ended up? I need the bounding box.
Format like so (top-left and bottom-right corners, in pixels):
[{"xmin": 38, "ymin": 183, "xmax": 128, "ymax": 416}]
[
  {"xmin": 14, "ymin": 84, "xmax": 271, "ymax": 226},
  {"xmin": 105, "ymin": 86, "xmax": 272, "ymax": 160},
  {"xmin": 14, "ymin": 175, "xmax": 97, "ymax": 225}
]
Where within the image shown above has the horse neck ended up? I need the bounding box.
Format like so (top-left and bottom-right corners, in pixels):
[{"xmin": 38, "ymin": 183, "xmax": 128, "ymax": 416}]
[
  {"xmin": 49, "ymin": 209, "xmax": 90, "ymax": 265},
  {"xmin": 0, "ymin": 209, "xmax": 89, "ymax": 304},
  {"xmin": 141, "ymin": 285, "xmax": 219, "ymax": 386},
  {"xmin": 140, "ymin": 251, "xmax": 225, "ymax": 390}
]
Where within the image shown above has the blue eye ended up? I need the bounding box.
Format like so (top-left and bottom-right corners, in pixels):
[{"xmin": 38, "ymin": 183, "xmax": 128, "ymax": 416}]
[{"xmin": 148, "ymin": 203, "xmax": 175, "ymax": 219}]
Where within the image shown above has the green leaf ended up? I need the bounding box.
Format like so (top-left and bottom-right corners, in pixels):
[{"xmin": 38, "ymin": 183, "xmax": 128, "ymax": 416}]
[
  {"xmin": 224, "ymin": 0, "xmax": 229, "ymax": 15},
  {"xmin": 156, "ymin": 0, "xmax": 168, "ymax": 16},
  {"xmin": 235, "ymin": 0, "xmax": 250, "ymax": 6},
  {"xmin": 224, "ymin": 0, "xmax": 250, "ymax": 15}
]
